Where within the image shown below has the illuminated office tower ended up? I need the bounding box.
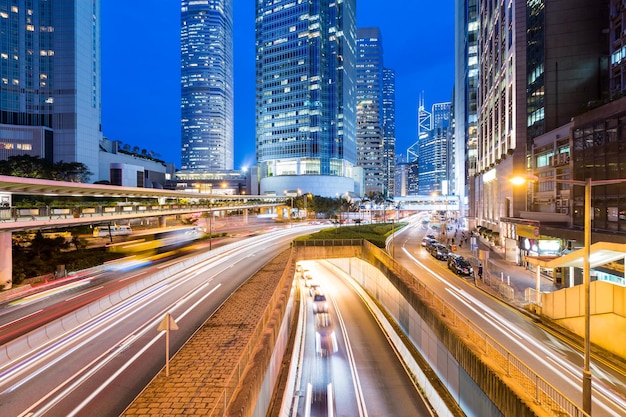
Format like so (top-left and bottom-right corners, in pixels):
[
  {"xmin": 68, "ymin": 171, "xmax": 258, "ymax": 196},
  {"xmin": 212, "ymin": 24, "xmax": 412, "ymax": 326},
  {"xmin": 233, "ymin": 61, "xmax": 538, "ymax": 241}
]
[
  {"xmin": 255, "ymin": 0, "xmax": 357, "ymax": 197},
  {"xmin": 0, "ymin": 1, "xmax": 102, "ymax": 179},
  {"xmin": 418, "ymin": 102, "xmax": 452, "ymax": 196},
  {"xmin": 356, "ymin": 27, "xmax": 385, "ymax": 196},
  {"xmin": 382, "ymin": 68, "xmax": 396, "ymax": 196},
  {"xmin": 453, "ymin": 0, "xmax": 478, "ymax": 224},
  {"xmin": 181, "ymin": 0, "xmax": 234, "ymax": 172},
  {"xmin": 471, "ymin": 0, "xmax": 608, "ymax": 233}
]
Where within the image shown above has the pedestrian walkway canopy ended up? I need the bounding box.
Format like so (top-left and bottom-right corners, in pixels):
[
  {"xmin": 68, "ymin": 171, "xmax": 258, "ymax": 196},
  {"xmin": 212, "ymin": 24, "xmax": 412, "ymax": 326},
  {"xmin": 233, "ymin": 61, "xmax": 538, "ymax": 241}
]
[{"xmin": 524, "ymin": 242, "xmax": 626, "ymax": 270}]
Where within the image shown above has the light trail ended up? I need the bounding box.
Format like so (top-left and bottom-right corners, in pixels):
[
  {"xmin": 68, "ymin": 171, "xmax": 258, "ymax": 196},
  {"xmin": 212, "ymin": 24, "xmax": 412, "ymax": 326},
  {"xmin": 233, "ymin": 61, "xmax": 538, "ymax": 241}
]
[
  {"xmin": 326, "ymin": 286, "xmax": 368, "ymax": 417},
  {"xmin": 402, "ymin": 245, "xmax": 626, "ymax": 416},
  {"xmin": 2, "ymin": 227, "xmax": 311, "ymax": 416},
  {"xmin": 0, "ymin": 310, "xmax": 43, "ymax": 330},
  {"xmin": 8, "ymin": 281, "xmax": 91, "ymax": 306}
]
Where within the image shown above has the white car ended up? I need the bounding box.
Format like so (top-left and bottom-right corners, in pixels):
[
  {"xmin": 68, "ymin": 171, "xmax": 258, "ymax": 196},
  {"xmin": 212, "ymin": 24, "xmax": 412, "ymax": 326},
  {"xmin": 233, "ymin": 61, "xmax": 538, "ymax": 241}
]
[{"xmin": 304, "ymin": 273, "xmax": 315, "ymax": 287}]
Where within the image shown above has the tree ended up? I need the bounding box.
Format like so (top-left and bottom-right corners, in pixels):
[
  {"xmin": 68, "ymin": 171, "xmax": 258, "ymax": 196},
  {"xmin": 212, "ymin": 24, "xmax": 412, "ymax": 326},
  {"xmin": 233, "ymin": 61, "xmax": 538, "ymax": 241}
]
[
  {"xmin": 0, "ymin": 155, "xmax": 47, "ymax": 178},
  {"xmin": 0, "ymin": 155, "xmax": 92, "ymax": 182},
  {"xmin": 51, "ymin": 161, "xmax": 93, "ymax": 183},
  {"xmin": 29, "ymin": 231, "xmax": 70, "ymax": 257}
]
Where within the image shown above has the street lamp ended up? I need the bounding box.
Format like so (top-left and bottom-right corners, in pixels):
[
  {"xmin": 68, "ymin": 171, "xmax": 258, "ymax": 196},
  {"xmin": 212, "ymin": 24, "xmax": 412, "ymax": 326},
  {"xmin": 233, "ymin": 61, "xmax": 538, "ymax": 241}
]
[{"xmin": 510, "ymin": 174, "xmax": 626, "ymax": 414}]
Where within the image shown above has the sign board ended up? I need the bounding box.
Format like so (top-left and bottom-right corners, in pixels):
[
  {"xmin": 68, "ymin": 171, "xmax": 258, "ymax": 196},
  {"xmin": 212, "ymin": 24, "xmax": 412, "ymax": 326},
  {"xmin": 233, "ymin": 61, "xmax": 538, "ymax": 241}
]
[{"xmin": 157, "ymin": 313, "xmax": 179, "ymax": 332}]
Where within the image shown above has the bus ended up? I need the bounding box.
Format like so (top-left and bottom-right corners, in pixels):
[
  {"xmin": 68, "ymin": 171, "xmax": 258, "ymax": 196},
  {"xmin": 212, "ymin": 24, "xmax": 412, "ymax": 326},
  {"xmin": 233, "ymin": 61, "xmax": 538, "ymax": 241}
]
[
  {"xmin": 105, "ymin": 226, "xmax": 204, "ymax": 256},
  {"xmin": 93, "ymin": 224, "xmax": 132, "ymax": 237}
]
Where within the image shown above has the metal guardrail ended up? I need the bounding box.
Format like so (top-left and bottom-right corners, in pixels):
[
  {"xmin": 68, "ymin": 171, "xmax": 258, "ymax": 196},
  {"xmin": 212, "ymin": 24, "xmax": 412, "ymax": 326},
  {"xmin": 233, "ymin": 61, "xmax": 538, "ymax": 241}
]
[
  {"xmin": 0, "ymin": 202, "xmax": 265, "ymax": 220},
  {"xmin": 292, "ymin": 238, "xmax": 364, "ymax": 247},
  {"xmin": 386, "ymin": 253, "xmax": 590, "ymax": 417}
]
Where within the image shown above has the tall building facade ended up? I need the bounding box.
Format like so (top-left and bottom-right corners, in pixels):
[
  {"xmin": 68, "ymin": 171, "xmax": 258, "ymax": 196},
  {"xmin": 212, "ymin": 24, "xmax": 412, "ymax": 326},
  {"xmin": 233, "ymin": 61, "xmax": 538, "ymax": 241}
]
[
  {"xmin": 609, "ymin": 0, "xmax": 626, "ymax": 98},
  {"xmin": 0, "ymin": 0, "xmax": 102, "ymax": 180},
  {"xmin": 454, "ymin": 0, "xmax": 478, "ymax": 225},
  {"xmin": 255, "ymin": 0, "xmax": 357, "ymax": 197},
  {"xmin": 382, "ymin": 68, "xmax": 396, "ymax": 196},
  {"xmin": 472, "ymin": 0, "xmax": 608, "ymax": 237},
  {"xmin": 180, "ymin": 0, "xmax": 234, "ymax": 172},
  {"xmin": 356, "ymin": 28, "xmax": 384, "ymax": 195},
  {"xmin": 418, "ymin": 102, "xmax": 452, "ymax": 195}
]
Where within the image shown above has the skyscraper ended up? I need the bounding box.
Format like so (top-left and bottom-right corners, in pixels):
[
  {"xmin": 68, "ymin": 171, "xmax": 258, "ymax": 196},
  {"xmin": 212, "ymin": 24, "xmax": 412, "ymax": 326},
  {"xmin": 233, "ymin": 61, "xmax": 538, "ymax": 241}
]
[
  {"xmin": 453, "ymin": 0, "xmax": 478, "ymax": 225},
  {"xmin": 356, "ymin": 28, "xmax": 384, "ymax": 195},
  {"xmin": 180, "ymin": 0, "xmax": 234, "ymax": 172},
  {"xmin": 470, "ymin": 0, "xmax": 608, "ymax": 240},
  {"xmin": 0, "ymin": 0, "xmax": 102, "ymax": 180},
  {"xmin": 610, "ymin": 0, "xmax": 626, "ymax": 98},
  {"xmin": 382, "ymin": 68, "xmax": 396, "ymax": 196},
  {"xmin": 418, "ymin": 102, "xmax": 452, "ymax": 195},
  {"xmin": 255, "ymin": 0, "xmax": 357, "ymax": 198}
]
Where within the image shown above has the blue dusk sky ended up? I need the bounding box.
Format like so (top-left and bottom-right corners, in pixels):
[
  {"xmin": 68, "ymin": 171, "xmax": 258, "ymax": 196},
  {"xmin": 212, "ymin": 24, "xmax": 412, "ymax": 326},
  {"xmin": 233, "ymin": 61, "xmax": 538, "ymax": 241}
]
[{"xmin": 101, "ymin": 2, "xmax": 454, "ymax": 170}]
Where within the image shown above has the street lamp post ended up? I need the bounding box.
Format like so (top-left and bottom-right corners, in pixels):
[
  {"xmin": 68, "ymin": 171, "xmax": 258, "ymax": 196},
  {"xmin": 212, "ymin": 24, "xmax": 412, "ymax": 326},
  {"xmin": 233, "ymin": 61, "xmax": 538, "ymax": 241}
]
[
  {"xmin": 511, "ymin": 175, "xmax": 626, "ymax": 414},
  {"xmin": 208, "ymin": 184, "xmax": 213, "ymax": 250},
  {"xmin": 582, "ymin": 177, "xmax": 591, "ymax": 414},
  {"xmin": 284, "ymin": 190, "xmax": 294, "ymax": 227}
]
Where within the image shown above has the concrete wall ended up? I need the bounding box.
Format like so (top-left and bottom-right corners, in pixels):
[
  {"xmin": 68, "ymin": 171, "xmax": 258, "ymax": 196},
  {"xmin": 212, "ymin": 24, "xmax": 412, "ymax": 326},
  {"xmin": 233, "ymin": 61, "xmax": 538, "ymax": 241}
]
[
  {"xmin": 294, "ymin": 242, "xmax": 541, "ymax": 417},
  {"xmin": 542, "ymin": 280, "xmax": 626, "ymax": 358}
]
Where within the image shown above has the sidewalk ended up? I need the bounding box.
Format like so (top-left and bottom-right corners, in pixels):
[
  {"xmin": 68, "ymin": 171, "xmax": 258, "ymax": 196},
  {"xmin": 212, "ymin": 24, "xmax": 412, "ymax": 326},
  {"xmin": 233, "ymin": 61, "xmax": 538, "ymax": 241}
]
[{"xmin": 444, "ymin": 227, "xmax": 560, "ymax": 309}]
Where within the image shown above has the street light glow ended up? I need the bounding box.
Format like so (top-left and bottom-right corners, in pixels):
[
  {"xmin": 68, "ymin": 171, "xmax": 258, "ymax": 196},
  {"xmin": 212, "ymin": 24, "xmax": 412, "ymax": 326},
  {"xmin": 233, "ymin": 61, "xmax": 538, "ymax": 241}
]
[{"xmin": 508, "ymin": 175, "xmax": 537, "ymax": 186}]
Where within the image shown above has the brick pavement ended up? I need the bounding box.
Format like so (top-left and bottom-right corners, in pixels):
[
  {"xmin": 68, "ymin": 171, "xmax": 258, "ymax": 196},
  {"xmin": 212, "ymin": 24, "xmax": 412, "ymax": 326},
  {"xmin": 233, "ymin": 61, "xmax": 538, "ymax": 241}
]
[{"xmin": 121, "ymin": 249, "xmax": 292, "ymax": 417}]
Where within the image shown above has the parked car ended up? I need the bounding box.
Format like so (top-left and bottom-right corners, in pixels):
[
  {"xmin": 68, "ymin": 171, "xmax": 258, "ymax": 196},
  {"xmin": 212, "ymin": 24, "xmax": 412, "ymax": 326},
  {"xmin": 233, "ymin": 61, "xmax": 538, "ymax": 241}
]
[
  {"xmin": 448, "ymin": 254, "xmax": 473, "ymax": 276},
  {"xmin": 424, "ymin": 238, "xmax": 439, "ymax": 250},
  {"xmin": 421, "ymin": 236, "xmax": 436, "ymax": 247},
  {"xmin": 429, "ymin": 243, "xmax": 449, "ymax": 260}
]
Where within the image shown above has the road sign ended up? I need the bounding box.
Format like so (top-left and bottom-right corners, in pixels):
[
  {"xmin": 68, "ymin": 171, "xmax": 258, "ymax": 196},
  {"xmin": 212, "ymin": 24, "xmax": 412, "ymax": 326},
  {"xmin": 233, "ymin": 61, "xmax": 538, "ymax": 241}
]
[
  {"xmin": 157, "ymin": 312, "xmax": 178, "ymax": 376},
  {"xmin": 157, "ymin": 313, "xmax": 179, "ymax": 331}
]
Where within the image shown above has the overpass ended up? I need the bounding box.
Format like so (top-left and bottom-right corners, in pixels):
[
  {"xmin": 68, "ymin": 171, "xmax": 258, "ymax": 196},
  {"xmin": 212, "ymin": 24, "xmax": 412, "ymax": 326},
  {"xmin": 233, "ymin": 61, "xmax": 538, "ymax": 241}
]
[{"xmin": 0, "ymin": 175, "xmax": 290, "ymax": 288}]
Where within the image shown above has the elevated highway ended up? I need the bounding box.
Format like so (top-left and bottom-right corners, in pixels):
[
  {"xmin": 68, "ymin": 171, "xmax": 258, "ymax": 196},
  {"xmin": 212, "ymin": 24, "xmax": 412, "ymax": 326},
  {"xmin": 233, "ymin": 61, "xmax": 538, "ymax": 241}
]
[{"xmin": 0, "ymin": 175, "xmax": 289, "ymax": 288}]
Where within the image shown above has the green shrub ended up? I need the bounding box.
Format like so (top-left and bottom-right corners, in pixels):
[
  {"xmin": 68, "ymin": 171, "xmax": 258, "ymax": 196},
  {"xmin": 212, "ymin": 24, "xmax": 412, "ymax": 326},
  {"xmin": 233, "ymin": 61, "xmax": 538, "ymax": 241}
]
[{"xmin": 296, "ymin": 222, "xmax": 405, "ymax": 248}]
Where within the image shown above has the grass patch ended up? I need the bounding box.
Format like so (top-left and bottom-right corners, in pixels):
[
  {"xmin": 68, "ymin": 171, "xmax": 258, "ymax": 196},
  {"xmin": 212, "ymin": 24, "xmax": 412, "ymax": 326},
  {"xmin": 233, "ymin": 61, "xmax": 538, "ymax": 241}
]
[{"xmin": 295, "ymin": 222, "xmax": 406, "ymax": 248}]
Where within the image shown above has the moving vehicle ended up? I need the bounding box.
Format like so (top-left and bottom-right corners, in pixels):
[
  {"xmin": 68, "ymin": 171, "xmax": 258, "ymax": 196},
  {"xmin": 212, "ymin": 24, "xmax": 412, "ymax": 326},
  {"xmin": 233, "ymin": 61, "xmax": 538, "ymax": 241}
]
[
  {"xmin": 312, "ymin": 292, "xmax": 328, "ymax": 313},
  {"xmin": 93, "ymin": 224, "xmax": 132, "ymax": 237},
  {"xmin": 315, "ymin": 313, "xmax": 338, "ymax": 357},
  {"xmin": 106, "ymin": 226, "xmax": 203, "ymax": 256},
  {"xmin": 447, "ymin": 254, "xmax": 474, "ymax": 276},
  {"xmin": 303, "ymin": 273, "xmax": 316, "ymax": 287}
]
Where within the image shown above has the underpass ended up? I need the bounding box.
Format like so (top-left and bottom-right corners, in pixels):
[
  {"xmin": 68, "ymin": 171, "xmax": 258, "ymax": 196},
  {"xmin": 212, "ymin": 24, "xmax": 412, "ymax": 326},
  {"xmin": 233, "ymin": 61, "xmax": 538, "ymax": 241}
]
[{"xmin": 121, "ymin": 238, "xmax": 600, "ymax": 417}]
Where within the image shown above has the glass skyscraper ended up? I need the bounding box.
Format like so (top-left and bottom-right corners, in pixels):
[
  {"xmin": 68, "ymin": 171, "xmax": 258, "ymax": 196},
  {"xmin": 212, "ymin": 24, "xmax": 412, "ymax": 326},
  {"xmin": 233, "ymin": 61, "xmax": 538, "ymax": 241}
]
[
  {"xmin": 418, "ymin": 102, "xmax": 452, "ymax": 195},
  {"xmin": 180, "ymin": 0, "xmax": 234, "ymax": 172},
  {"xmin": 0, "ymin": 0, "xmax": 102, "ymax": 180},
  {"xmin": 356, "ymin": 27, "xmax": 384, "ymax": 196},
  {"xmin": 382, "ymin": 68, "xmax": 396, "ymax": 196},
  {"xmin": 255, "ymin": 0, "xmax": 357, "ymax": 197}
]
